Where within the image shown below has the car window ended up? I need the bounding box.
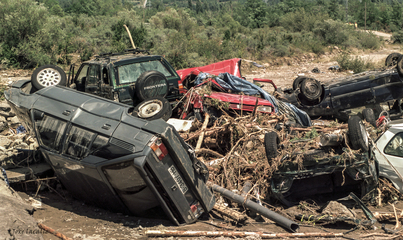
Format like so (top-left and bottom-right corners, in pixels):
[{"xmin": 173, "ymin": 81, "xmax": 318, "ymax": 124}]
[
  {"xmin": 64, "ymin": 125, "xmax": 97, "ymax": 159},
  {"xmin": 88, "ymin": 65, "xmax": 100, "ymax": 85},
  {"xmin": 76, "ymin": 64, "xmax": 89, "ymax": 82},
  {"xmin": 117, "ymin": 60, "xmax": 172, "ymax": 85},
  {"xmin": 384, "ymin": 132, "xmax": 403, "ymax": 157},
  {"xmin": 34, "ymin": 112, "xmax": 67, "ymax": 152}
]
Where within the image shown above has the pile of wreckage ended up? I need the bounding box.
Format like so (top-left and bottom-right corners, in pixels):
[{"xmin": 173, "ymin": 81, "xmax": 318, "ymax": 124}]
[{"xmin": 2, "ymin": 52, "xmax": 403, "ymax": 238}]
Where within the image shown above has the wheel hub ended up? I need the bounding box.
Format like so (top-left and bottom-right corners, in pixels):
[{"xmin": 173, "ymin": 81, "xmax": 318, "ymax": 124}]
[
  {"xmin": 37, "ymin": 68, "xmax": 62, "ymax": 87},
  {"xmin": 138, "ymin": 101, "xmax": 163, "ymax": 118}
]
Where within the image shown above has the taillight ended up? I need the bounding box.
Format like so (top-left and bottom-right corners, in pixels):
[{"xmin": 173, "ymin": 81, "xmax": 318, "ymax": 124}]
[
  {"xmin": 149, "ymin": 137, "xmax": 168, "ymax": 160},
  {"xmin": 178, "ymin": 82, "xmax": 184, "ymax": 90},
  {"xmin": 190, "ymin": 201, "xmax": 204, "ymax": 218}
]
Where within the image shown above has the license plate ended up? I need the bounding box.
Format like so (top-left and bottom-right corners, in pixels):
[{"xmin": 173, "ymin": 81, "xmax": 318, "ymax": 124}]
[{"xmin": 168, "ymin": 165, "xmax": 188, "ymax": 194}]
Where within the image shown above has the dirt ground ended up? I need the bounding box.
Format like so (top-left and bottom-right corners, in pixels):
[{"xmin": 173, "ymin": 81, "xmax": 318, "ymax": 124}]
[{"xmin": 4, "ymin": 39, "xmax": 403, "ymax": 239}]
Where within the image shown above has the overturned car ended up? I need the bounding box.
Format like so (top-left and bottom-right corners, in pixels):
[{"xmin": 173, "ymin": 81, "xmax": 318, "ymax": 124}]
[
  {"xmin": 277, "ymin": 53, "xmax": 403, "ymax": 121},
  {"xmin": 5, "ymin": 80, "xmax": 215, "ymax": 225},
  {"xmin": 265, "ymin": 116, "xmax": 379, "ymax": 206}
]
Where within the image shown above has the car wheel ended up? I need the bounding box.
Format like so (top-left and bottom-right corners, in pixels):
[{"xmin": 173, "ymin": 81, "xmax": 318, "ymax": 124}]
[
  {"xmin": 362, "ymin": 108, "xmax": 376, "ymax": 127},
  {"xmin": 348, "ymin": 115, "xmax": 369, "ymax": 152},
  {"xmin": 135, "ymin": 70, "xmax": 169, "ymax": 101},
  {"xmin": 385, "ymin": 52, "xmax": 401, "ymax": 67},
  {"xmin": 292, "ymin": 76, "xmax": 307, "ymax": 90},
  {"xmin": 133, "ymin": 97, "xmax": 172, "ymax": 121},
  {"xmin": 397, "ymin": 55, "xmax": 403, "ymax": 77},
  {"xmin": 264, "ymin": 131, "xmax": 280, "ymax": 163},
  {"xmin": 371, "ymin": 104, "xmax": 383, "ymax": 119},
  {"xmin": 31, "ymin": 65, "xmax": 67, "ymax": 90},
  {"xmin": 300, "ymin": 78, "xmax": 322, "ymax": 102}
]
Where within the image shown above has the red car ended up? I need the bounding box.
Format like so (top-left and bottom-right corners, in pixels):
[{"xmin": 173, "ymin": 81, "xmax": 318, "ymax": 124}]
[{"xmin": 176, "ymin": 59, "xmax": 276, "ymax": 119}]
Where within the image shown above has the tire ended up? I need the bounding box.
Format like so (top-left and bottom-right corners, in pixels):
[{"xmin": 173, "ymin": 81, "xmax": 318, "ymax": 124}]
[
  {"xmin": 300, "ymin": 78, "xmax": 322, "ymax": 102},
  {"xmin": 371, "ymin": 104, "xmax": 383, "ymax": 119},
  {"xmin": 31, "ymin": 65, "xmax": 67, "ymax": 90},
  {"xmin": 264, "ymin": 131, "xmax": 279, "ymax": 163},
  {"xmin": 135, "ymin": 70, "xmax": 169, "ymax": 101},
  {"xmin": 397, "ymin": 55, "xmax": 403, "ymax": 77},
  {"xmin": 292, "ymin": 76, "xmax": 307, "ymax": 90},
  {"xmin": 362, "ymin": 108, "xmax": 376, "ymax": 127},
  {"xmin": 385, "ymin": 52, "xmax": 401, "ymax": 67},
  {"xmin": 133, "ymin": 97, "xmax": 172, "ymax": 121},
  {"xmin": 348, "ymin": 115, "xmax": 369, "ymax": 152}
]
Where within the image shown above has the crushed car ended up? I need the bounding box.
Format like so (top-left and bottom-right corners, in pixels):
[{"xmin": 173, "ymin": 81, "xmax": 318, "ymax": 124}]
[
  {"xmin": 4, "ymin": 80, "xmax": 215, "ymax": 225},
  {"xmin": 266, "ymin": 116, "xmax": 379, "ymax": 206},
  {"xmin": 176, "ymin": 59, "xmax": 312, "ymax": 127},
  {"xmin": 276, "ymin": 53, "xmax": 403, "ymax": 121}
]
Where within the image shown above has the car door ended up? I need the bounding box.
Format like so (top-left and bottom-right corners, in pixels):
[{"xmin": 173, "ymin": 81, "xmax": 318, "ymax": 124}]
[{"xmin": 99, "ymin": 66, "xmax": 113, "ymax": 100}]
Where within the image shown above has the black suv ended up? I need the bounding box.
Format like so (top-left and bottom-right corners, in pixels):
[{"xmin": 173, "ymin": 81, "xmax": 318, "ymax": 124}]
[
  {"xmin": 5, "ymin": 80, "xmax": 215, "ymax": 225},
  {"xmin": 30, "ymin": 49, "xmax": 182, "ymax": 121}
]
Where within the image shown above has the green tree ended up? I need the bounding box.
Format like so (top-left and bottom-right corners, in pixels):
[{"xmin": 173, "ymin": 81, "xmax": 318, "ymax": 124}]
[
  {"xmin": 0, "ymin": 0, "xmax": 64, "ymax": 67},
  {"xmin": 239, "ymin": 0, "xmax": 268, "ymax": 28}
]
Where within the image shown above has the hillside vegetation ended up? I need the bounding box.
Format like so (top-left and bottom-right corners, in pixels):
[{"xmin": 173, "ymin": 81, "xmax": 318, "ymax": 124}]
[{"xmin": 0, "ymin": 0, "xmax": 402, "ymax": 69}]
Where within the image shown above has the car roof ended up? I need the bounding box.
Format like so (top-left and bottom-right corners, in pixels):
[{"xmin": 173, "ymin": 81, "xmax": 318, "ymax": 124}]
[{"xmin": 84, "ymin": 52, "xmax": 163, "ymax": 66}]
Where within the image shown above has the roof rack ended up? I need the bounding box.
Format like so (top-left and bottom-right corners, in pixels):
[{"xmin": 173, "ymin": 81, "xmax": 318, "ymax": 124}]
[{"xmin": 95, "ymin": 48, "xmax": 150, "ymax": 59}]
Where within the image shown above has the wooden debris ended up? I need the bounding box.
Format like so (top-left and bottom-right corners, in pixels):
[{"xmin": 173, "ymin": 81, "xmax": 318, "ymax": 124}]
[
  {"xmin": 145, "ymin": 230, "xmax": 344, "ymax": 238},
  {"xmin": 38, "ymin": 223, "xmax": 72, "ymax": 240},
  {"xmin": 392, "ymin": 203, "xmax": 402, "ymax": 230},
  {"xmin": 374, "ymin": 211, "xmax": 403, "ymax": 222},
  {"xmin": 195, "ymin": 113, "xmax": 210, "ymax": 152},
  {"xmin": 212, "ymin": 203, "xmax": 248, "ymax": 223}
]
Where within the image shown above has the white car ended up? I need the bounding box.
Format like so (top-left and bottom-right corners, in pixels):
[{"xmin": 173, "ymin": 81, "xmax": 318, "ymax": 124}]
[{"xmin": 374, "ymin": 120, "xmax": 403, "ymax": 191}]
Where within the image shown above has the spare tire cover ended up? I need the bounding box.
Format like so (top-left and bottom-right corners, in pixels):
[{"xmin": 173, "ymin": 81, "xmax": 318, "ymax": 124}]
[{"xmin": 135, "ymin": 70, "xmax": 169, "ymax": 101}]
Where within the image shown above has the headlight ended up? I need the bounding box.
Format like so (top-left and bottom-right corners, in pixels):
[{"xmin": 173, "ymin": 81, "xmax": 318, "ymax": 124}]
[{"xmin": 256, "ymin": 105, "xmax": 272, "ymax": 113}]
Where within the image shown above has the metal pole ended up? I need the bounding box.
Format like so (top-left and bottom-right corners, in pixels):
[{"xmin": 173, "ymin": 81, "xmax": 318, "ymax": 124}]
[{"xmin": 211, "ymin": 184, "xmax": 299, "ymax": 232}]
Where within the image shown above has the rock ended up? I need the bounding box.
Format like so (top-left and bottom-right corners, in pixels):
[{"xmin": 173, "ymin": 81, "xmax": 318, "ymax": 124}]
[
  {"xmin": 0, "ymin": 178, "xmax": 44, "ymax": 240},
  {"xmin": 0, "ymin": 102, "xmax": 11, "ymax": 111},
  {"xmin": 0, "ymin": 137, "xmax": 12, "ymax": 149},
  {"xmin": 10, "ymin": 139, "xmax": 23, "ymax": 148},
  {"xmin": 0, "ymin": 110, "xmax": 15, "ymax": 118},
  {"xmin": 14, "ymin": 143, "xmax": 29, "ymax": 149},
  {"xmin": 245, "ymin": 141, "xmax": 254, "ymax": 150},
  {"xmin": 0, "ymin": 122, "xmax": 5, "ymax": 131},
  {"xmin": 29, "ymin": 142, "xmax": 39, "ymax": 150},
  {"xmin": 321, "ymin": 201, "xmax": 356, "ymax": 218},
  {"xmin": 8, "ymin": 116, "xmax": 20, "ymax": 125}
]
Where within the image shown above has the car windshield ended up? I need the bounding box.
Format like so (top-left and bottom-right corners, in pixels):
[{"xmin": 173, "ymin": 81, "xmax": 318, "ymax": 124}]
[{"xmin": 118, "ymin": 60, "xmax": 172, "ymax": 85}]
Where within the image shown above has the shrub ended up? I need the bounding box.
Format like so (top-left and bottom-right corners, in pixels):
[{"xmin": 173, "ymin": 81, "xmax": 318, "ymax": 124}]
[
  {"xmin": 280, "ymin": 8, "xmax": 328, "ymax": 32},
  {"xmin": 392, "ymin": 30, "xmax": 403, "ymax": 44},
  {"xmin": 314, "ymin": 19, "xmax": 351, "ymax": 46},
  {"xmin": 336, "ymin": 53, "xmax": 375, "ymax": 73}
]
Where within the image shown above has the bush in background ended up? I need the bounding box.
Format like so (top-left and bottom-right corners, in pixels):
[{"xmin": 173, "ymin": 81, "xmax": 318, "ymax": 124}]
[
  {"xmin": 392, "ymin": 31, "xmax": 403, "ymax": 44},
  {"xmin": 336, "ymin": 53, "xmax": 375, "ymax": 74}
]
